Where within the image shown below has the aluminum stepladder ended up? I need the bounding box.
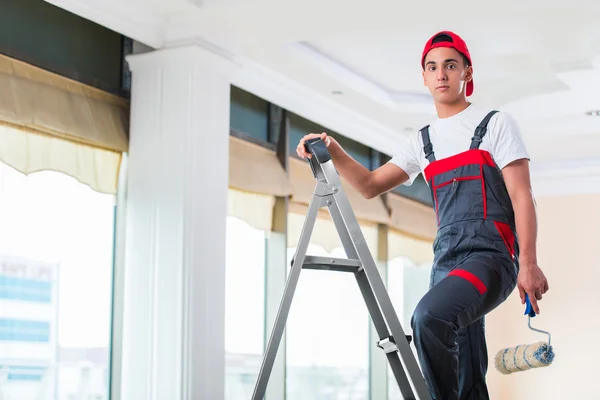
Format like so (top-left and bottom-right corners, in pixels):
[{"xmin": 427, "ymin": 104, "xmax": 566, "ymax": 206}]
[{"xmin": 251, "ymin": 138, "xmax": 431, "ymax": 400}]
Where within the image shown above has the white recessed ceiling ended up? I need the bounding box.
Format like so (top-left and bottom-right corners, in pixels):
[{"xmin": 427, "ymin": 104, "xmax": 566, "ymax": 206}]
[{"xmin": 46, "ymin": 0, "xmax": 600, "ymax": 173}]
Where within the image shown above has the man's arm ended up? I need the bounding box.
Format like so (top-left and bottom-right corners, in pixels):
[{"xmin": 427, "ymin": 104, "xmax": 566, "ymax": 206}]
[
  {"xmin": 328, "ymin": 138, "xmax": 410, "ymax": 198},
  {"xmin": 502, "ymin": 158, "xmax": 549, "ymax": 314},
  {"xmin": 503, "ymin": 159, "xmax": 538, "ymax": 264},
  {"xmin": 296, "ymin": 132, "xmax": 410, "ymax": 199}
]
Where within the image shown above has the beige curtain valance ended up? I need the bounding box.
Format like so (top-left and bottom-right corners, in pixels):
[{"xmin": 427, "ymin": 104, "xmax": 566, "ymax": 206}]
[
  {"xmin": 0, "ymin": 125, "xmax": 122, "ymax": 194},
  {"xmin": 387, "ymin": 192, "xmax": 437, "ymax": 241},
  {"xmin": 229, "ymin": 135, "xmax": 293, "ymax": 197},
  {"xmin": 388, "ymin": 229, "xmax": 434, "ymax": 265},
  {"xmin": 227, "ymin": 188, "xmax": 275, "ymax": 231},
  {"xmin": 0, "ymin": 54, "xmax": 129, "ymax": 194},
  {"xmin": 0, "ymin": 53, "xmax": 129, "ymax": 152},
  {"xmin": 287, "ymin": 211, "xmax": 379, "ymax": 254},
  {"xmin": 288, "ymin": 157, "xmax": 391, "ymax": 225}
]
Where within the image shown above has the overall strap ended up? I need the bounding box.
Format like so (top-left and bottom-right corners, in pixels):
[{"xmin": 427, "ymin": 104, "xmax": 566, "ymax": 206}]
[
  {"xmin": 470, "ymin": 110, "xmax": 499, "ymax": 149},
  {"xmin": 420, "ymin": 125, "xmax": 436, "ymax": 162}
]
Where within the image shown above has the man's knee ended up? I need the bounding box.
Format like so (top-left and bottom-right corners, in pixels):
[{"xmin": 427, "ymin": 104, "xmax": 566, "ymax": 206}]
[{"xmin": 411, "ymin": 300, "xmax": 451, "ymax": 334}]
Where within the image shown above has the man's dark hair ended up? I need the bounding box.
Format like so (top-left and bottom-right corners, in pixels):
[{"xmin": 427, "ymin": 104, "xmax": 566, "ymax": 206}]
[{"xmin": 431, "ymin": 34, "xmax": 471, "ymax": 67}]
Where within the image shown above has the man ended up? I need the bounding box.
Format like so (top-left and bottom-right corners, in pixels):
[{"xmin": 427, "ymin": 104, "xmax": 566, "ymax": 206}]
[{"xmin": 296, "ymin": 31, "xmax": 549, "ymax": 399}]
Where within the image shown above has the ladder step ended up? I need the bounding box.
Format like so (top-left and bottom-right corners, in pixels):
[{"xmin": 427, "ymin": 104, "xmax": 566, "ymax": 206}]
[
  {"xmin": 377, "ymin": 335, "xmax": 413, "ymax": 354},
  {"xmin": 296, "ymin": 255, "xmax": 362, "ymax": 273},
  {"xmin": 378, "ymin": 336, "xmax": 399, "ymax": 354}
]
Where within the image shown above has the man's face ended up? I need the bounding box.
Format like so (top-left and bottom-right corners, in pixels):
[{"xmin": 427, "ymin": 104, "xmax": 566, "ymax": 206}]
[{"xmin": 422, "ymin": 47, "xmax": 472, "ymax": 103}]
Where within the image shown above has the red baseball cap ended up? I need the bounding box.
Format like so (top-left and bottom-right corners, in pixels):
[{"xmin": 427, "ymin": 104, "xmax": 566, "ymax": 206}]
[{"xmin": 421, "ymin": 31, "xmax": 474, "ymax": 97}]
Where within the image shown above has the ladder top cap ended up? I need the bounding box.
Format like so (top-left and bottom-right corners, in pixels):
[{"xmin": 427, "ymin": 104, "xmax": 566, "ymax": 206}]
[{"xmin": 304, "ymin": 138, "xmax": 332, "ymax": 164}]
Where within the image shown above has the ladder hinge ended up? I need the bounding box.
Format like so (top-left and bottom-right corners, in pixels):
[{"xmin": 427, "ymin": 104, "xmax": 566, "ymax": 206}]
[{"xmin": 314, "ymin": 182, "xmax": 338, "ymax": 197}]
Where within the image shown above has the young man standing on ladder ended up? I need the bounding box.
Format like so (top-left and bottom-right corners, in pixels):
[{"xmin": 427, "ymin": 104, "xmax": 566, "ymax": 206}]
[{"xmin": 296, "ymin": 30, "xmax": 550, "ymax": 399}]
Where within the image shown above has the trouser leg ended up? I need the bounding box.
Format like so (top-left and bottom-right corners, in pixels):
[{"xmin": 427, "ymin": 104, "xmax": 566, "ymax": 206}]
[
  {"xmin": 410, "ymin": 256, "xmax": 516, "ymax": 400},
  {"xmin": 457, "ymin": 318, "xmax": 488, "ymax": 399}
]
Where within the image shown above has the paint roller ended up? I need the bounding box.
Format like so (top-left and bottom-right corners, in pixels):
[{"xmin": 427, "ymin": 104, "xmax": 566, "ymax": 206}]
[{"xmin": 494, "ymin": 293, "xmax": 555, "ymax": 375}]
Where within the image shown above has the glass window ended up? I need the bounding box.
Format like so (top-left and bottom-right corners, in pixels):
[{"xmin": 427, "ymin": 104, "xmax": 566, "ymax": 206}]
[
  {"xmin": 288, "ymin": 113, "xmax": 371, "ymax": 169},
  {"xmin": 386, "ymin": 256, "xmax": 432, "ymax": 399},
  {"xmin": 391, "ymin": 174, "xmax": 433, "ymax": 207},
  {"xmin": 0, "ymin": 0, "xmax": 124, "ymax": 96},
  {"xmin": 378, "ymin": 154, "xmax": 433, "ymax": 207},
  {"xmin": 334, "ymin": 135, "xmax": 372, "ymax": 170},
  {"xmin": 230, "ymin": 86, "xmax": 270, "ymax": 143},
  {"xmin": 225, "ymin": 216, "xmax": 266, "ymax": 400},
  {"xmin": 0, "ymin": 162, "xmax": 115, "ymax": 400},
  {"xmin": 285, "ymin": 224, "xmax": 371, "ymax": 399}
]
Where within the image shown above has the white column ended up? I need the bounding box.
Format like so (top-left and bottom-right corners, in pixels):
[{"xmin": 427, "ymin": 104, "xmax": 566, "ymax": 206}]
[{"xmin": 120, "ymin": 44, "xmax": 238, "ymax": 400}]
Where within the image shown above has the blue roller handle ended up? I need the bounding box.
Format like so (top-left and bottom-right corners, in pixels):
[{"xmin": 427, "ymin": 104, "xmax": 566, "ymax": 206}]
[{"xmin": 524, "ymin": 293, "xmax": 536, "ymax": 318}]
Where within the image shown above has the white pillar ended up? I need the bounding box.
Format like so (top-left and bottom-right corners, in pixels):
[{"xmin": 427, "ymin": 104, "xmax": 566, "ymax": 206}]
[{"xmin": 120, "ymin": 44, "xmax": 238, "ymax": 400}]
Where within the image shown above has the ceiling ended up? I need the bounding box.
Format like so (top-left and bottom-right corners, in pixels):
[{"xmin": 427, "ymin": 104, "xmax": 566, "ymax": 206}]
[{"xmin": 45, "ymin": 0, "xmax": 600, "ymax": 179}]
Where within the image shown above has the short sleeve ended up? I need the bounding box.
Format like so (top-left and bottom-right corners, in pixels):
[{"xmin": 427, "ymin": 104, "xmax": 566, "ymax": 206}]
[
  {"xmin": 388, "ymin": 132, "xmax": 422, "ymax": 185},
  {"xmin": 488, "ymin": 112, "xmax": 530, "ymax": 170}
]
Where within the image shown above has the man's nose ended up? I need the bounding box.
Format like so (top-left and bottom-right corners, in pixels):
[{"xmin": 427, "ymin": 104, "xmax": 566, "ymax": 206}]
[{"xmin": 437, "ymin": 68, "xmax": 447, "ymax": 81}]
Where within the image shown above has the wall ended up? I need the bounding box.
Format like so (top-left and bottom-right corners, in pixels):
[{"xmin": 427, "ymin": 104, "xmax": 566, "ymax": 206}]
[{"xmin": 485, "ymin": 193, "xmax": 600, "ymax": 399}]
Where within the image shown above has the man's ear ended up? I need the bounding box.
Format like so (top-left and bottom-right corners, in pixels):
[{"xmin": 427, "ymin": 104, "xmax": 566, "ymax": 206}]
[
  {"xmin": 465, "ymin": 66, "xmax": 473, "ymax": 82},
  {"xmin": 422, "ymin": 70, "xmax": 426, "ymax": 86}
]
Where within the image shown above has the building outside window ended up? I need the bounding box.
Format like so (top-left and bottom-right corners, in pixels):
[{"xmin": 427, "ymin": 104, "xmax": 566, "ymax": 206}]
[
  {"xmin": 224, "ymin": 216, "xmax": 266, "ymax": 400},
  {"xmin": 0, "ymin": 163, "xmax": 115, "ymax": 400}
]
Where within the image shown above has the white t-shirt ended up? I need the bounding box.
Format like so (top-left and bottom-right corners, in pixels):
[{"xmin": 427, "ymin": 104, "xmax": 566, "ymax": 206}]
[{"xmin": 389, "ymin": 104, "xmax": 530, "ymax": 185}]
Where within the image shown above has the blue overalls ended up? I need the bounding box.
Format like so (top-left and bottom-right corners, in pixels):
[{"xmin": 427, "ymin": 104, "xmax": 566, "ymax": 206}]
[{"xmin": 410, "ymin": 110, "xmax": 519, "ymax": 400}]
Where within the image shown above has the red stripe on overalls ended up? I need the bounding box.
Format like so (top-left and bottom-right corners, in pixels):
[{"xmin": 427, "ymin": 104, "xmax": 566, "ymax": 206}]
[
  {"xmin": 423, "ymin": 149, "xmax": 496, "ymax": 182},
  {"xmin": 493, "ymin": 220, "xmax": 516, "ymax": 259},
  {"xmin": 424, "ymin": 148, "xmax": 517, "ymax": 259},
  {"xmin": 425, "ymin": 149, "xmax": 495, "ymax": 224},
  {"xmin": 480, "ymin": 163, "xmax": 486, "ymax": 219},
  {"xmin": 448, "ymin": 269, "xmax": 487, "ymax": 294}
]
